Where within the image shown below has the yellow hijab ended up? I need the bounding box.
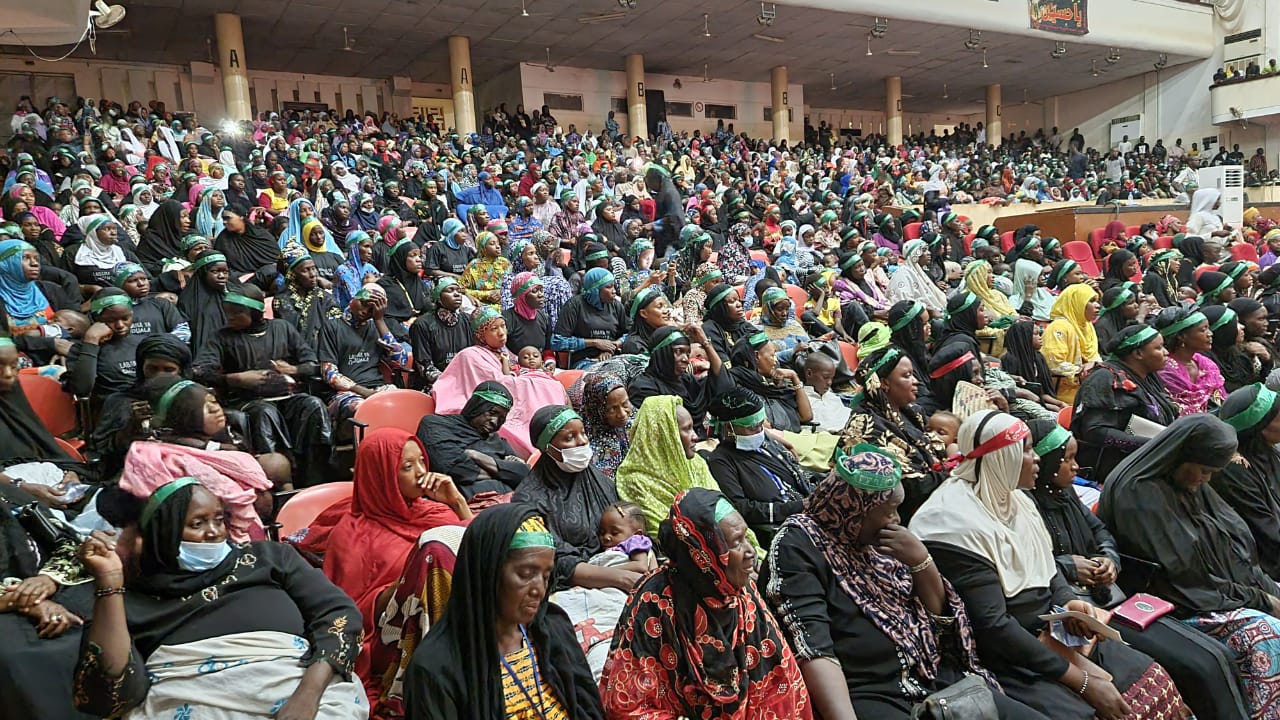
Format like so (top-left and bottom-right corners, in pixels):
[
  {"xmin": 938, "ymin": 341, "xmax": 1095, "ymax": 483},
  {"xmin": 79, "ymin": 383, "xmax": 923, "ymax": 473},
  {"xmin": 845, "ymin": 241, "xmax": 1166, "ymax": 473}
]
[
  {"xmin": 1049, "ymin": 283, "xmax": 1099, "ymax": 360},
  {"xmin": 963, "ymin": 260, "xmax": 1017, "ymax": 318},
  {"xmin": 300, "ymin": 218, "xmax": 327, "ymax": 254}
]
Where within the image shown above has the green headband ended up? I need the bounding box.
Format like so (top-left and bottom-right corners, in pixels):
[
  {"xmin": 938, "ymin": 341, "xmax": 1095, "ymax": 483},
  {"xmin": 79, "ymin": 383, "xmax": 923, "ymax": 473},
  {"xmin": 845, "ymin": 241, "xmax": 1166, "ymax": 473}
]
[
  {"xmin": 0, "ymin": 337, "xmax": 14, "ymax": 350},
  {"xmin": 140, "ymin": 477, "xmax": 201, "ymax": 530},
  {"xmin": 651, "ymin": 330, "xmax": 688, "ymax": 354},
  {"xmin": 721, "ymin": 406, "xmax": 768, "ymax": 428},
  {"xmin": 1149, "ymin": 249, "xmax": 1181, "ymax": 265},
  {"xmin": 629, "ymin": 287, "xmax": 661, "ymax": 319},
  {"xmin": 1051, "ymin": 259, "xmax": 1078, "ymax": 286},
  {"xmin": 471, "ymin": 306, "xmax": 503, "ymax": 332},
  {"xmin": 833, "ymin": 444, "xmax": 903, "ymax": 491},
  {"xmin": 1210, "ymin": 307, "xmax": 1238, "ymax": 332},
  {"xmin": 585, "ymin": 249, "xmax": 609, "ymax": 262},
  {"xmin": 867, "ymin": 347, "xmax": 904, "ymax": 378},
  {"xmin": 902, "ymin": 240, "xmax": 925, "ymax": 259},
  {"xmin": 747, "ymin": 331, "xmax": 769, "ymax": 348},
  {"xmin": 90, "ymin": 293, "xmax": 132, "ymax": 315},
  {"xmin": 1225, "ymin": 262, "xmax": 1250, "ymax": 281},
  {"xmin": 1199, "ymin": 274, "xmax": 1234, "ymax": 303},
  {"xmin": 1099, "ymin": 288, "xmax": 1134, "ymax": 316},
  {"xmin": 190, "ymin": 252, "xmax": 227, "ymax": 272},
  {"xmin": 693, "ymin": 268, "xmax": 722, "ymax": 286},
  {"xmin": 113, "ymin": 262, "xmax": 145, "ymax": 286},
  {"xmin": 1222, "ymin": 384, "xmax": 1279, "ymax": 432},
  {"xmin": 707, "ymin": 285, "xmax": 734, "ymax": 311},
  {"xmin": 180, "ymin": 234, "xmax": 209, "ymax": 252},
  {"xmin": 946, "ymin": 292, "xmax": 979, "ymax": 319},
  {"xmin": 1033, "ymin": 425, "xmax": 1073, "ymax": 457},
  {"xmin": 1159, "ymin": 311, "xmax": 1206, "ymax": 337},
  {"xmin": 1111, "ymin": 325, "xmax": 1159, "ymax": 356},
  {"xmin": 713, "ymin": 497, "xmax": 737, "ymax": 523},
  {"xmin": 512, "ymin": 275, "xmax": 542, "ymax": 299},
  {"xmin": 535, "ymin": 407, "xmax": 582, "ymax": 450},
  {"xmin": 345, "ymin": 230, "xmax": 371, "ymax": 248},
  {"xmin": 155, "ymin": 379, "xmax": 197, "ymax": 426},
  {"xmin": 286, "ymin": 251, "xmax": 312, "ymax": 269},
  {"xmin": 389, "ymin": 238, "xmax": 413, "ymax": 257},
  {"xmin": 840, "ymin": 253, "xmax": 862, "ymax": 271},
  {"xmin": 583, "ymin": 271, "xmax": 616, "ymax": 294},
  {"xmin": 761, "ymin": 287, "xmax": 789, "ymax": 306},
  {"xmin": 474, "ymin": 389, "xmax": 513, "ymax": 410},
  {"xmin": 890, "ymin": 302, "xmax": 925, "ymax": 331},
  {"xmin": 510, "ymin": 529, "xmax": 556, "ymax": 550},
  {"xmin": 0, "ymin": 241, "xmax": 34, "ymax": 263},
  {"xmin": 83, "ymin": 216, "xmax": 113, "ymax": 236},
  {"xmin": 433, "ymin": 277, "xmax": 459, "ymax": 300},
  {"xmin": 224, "ymin": 292, "xmax": 265, "ymax": 311}
]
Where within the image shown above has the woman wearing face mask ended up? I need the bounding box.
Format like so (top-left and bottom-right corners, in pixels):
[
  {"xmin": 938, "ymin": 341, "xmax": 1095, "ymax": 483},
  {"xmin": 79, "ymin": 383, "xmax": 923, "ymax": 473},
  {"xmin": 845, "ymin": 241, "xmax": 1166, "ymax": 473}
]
[
  {"xmin": 716, "ymin": 208, "xmax": 755, "ymax": 285},
  {"xmin": 73, "ymin": 479, "xmax": 367, "ymax": 719},
  {"xmin": 912, "ymin": 412, "xmax": 1189, "ymax": 720},
  {"xmin": 417, "ymin": 380, "xmax": 529, "ymax": 497},
  {"xmin": 404, "ymin": 503, "xmax": 604, "ymax": 719},
  {"xmin": 513, "ymin": 405, "xmax": 644, "ymax": 594},
  {"xmin": 601, "ymin": 488, "xmax": 804, "ymax": 719},
  {"xmin": 706, "ymin": 388, "xmax": 812, "ymax": 548}
]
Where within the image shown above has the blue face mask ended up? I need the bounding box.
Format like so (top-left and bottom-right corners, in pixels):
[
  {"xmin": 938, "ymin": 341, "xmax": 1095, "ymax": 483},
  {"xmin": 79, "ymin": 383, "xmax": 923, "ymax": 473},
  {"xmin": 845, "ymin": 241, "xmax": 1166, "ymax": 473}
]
[
  {"xmin": 177, "ymin": 540, "xmax": 232, "ymax": 572},
  {"xmin": 734, "ymin": 431, "xmax": 766, "ymax": 452}
]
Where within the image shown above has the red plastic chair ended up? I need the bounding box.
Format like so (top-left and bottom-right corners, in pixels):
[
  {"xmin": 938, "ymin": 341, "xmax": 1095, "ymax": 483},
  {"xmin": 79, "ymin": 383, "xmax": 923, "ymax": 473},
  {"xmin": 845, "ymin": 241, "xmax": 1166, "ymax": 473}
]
[
  {"xmin": 749, "ymin": 250, "xmax": 770, "ymax": 266},
  {"xmin": 904, "ymin": 222, "xmax": 922, "ymax": 240},
  {"xmin": 1231, "ymin": 243, "xmax": 1261, "ymax": 263},
  {"xmin": 350, "ymin": 389, "xmax": 435, "ymax": 445},
  {"xmin": 525, "ymin": 449, "xmax": 541, "ymax": 467},
  {"xmin": 963, "ymin": 233, "xmax": 976, "ymax": 256},
  {"xmin": 1062, "ymin": 241, "xmax": 1101, "ymax": 277},
  {"xmin": 275, "ymin": 482, "xmax": 353, "ymax": 539},
  {"xmin": 838, "ymin": 341, "xmax": 859, "ymax": 373},
  {"xmin": 19, "ymin": 375, "xmax": 81, "ymax": 448},
  {"xmin": 1154, "ymin": 235, "xmax": 1174, "ymax": 250},
  {"xmin": 55, "ymin": 436, "xmax": 85, "ymax": 462},
  {"xmin": 735, "ymin": 285, "xmax": 746, "ymax": 301},
  {"xmin": 1057, "ymin": 405, "xmax": 1073, "ymax": 430},
  {"xmin": 783, "ymin": 284, "xmax": 809, "ymax": 313},
  {"xmin": 1125, "ymin": 225, "xmax": 1141, "ymax": 238},
  {"xmin": 556, "ymin": 369, "xmax": 584, "ymax": 392},
  {"xmin": 1087, "ymin": 227, "xmax": 1107, "ymax": 254},
  {"xmin": 1000, "ymin": 231, "xmax": 1016, "ymax": 253}
]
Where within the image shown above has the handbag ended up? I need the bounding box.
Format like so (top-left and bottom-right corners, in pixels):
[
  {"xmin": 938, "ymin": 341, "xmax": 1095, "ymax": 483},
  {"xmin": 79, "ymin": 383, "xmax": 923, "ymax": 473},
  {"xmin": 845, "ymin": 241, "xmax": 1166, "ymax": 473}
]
[
  {"xmin": 13, "ymin": 502, "xmax": 79, "ymax": 551},
  {"xmin": 910, "ymin": 675, "xmax": 1000, "ymax": 720}
]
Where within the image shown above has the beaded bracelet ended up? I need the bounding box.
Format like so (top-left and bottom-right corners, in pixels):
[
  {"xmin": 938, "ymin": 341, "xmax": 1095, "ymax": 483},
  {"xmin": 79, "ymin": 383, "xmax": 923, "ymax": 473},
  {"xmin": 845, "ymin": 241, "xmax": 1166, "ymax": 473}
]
[{"xmin": 95, "ymin": 586, "xmax": 126, "ymax": 598}]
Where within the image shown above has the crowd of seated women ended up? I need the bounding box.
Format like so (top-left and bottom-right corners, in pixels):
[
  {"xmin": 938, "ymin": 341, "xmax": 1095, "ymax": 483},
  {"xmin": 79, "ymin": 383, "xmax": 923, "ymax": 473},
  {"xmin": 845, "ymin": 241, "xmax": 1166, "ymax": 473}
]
[{"xmin": 8, "ymin": 95, "xmax": 1280, "ymax": 720}]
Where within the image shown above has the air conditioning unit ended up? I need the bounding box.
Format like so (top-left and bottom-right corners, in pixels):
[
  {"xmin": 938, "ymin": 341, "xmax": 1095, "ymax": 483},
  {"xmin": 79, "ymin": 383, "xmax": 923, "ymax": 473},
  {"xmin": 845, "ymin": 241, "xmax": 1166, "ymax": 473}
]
[{"xmin": 1197, "ymin": 165, "xmax": 1245, "ymax": 228}]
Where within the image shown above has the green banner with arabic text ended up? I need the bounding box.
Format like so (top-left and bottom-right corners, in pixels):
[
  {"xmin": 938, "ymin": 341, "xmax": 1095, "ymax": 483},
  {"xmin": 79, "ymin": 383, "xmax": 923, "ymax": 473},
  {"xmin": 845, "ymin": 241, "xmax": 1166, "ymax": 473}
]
[{"xmin": 1029, "ymin": 0, "xmax": 1088, "ymax": 36}]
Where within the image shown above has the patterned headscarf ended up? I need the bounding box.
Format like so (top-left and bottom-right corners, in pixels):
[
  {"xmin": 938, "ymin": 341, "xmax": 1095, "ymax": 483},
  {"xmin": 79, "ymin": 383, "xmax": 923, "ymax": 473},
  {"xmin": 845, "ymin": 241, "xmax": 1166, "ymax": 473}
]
[{"xmin": 510, "ymin": 271, "xmax": 542, "ymax": 322}]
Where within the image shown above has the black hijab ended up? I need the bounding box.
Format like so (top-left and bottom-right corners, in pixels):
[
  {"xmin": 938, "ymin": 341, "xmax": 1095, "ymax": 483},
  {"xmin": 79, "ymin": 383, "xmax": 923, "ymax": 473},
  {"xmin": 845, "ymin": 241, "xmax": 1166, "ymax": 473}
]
[
  {"xmin": 137, "ymin": 200, "xmax": 187, "ymax": 270},
  {"xmin": 1203, "ymin": 305, "xmax": 1256, "ymax": 391},
  {"xmin": 404, "ymin": 503, "xmax": 603, "ymax": 720},
  {"xmin": 727, "ymin": 332, "xmax": 801, "ymax": 432},
  {"xmin": 924, "ymin": 342, "xmax": 979, "ymax": 415},
  {"xmin": 1001, "ymin": 319, "xmax": 1054, "ymax": 394},
  {"xmin": 1028, "ymin": 419, "xmax": 1098, "ymax": 559},
  {"xmin": 378, "ymin": 240, "xmax": 430, "ymax": 321},
  {"xmin": 177, "ymin": 249, "xmax": 227, "ymax": 353},
  {"xmin": 214, "ymin": 212, "xmax": 280, "ymax": 274},
  {"xmin": 131, "ymin": 481, "xmax": 240, "ymax": 598},
  {"xmin": 1177, "ymin": 236, "xmax": 1207, "ymax": 287},
  {"xmin": 935, "ymin": 291, "xmax": 982, "ymax": 357},
  {"xmin": 1093, "ymin": 285, "xmax": 1135, "ymax": 352},
  {"xmin": 1098, "ymin": 415, "xmax": 1278, "ymax": 616},
  {"xmin": 1212, "ymin": 384, "xmax": 1280, "ymax": 578},
  {"xmin": 0, "ymin": 371, "xmax": 75, "ymax": 467},
  {"xmin": 889, "ymin": 300, "xmax": 934, "ymax": 393},
  {"xmin": 1101, "ymin": 249, "xmax": 1136, "ymax": 292}
]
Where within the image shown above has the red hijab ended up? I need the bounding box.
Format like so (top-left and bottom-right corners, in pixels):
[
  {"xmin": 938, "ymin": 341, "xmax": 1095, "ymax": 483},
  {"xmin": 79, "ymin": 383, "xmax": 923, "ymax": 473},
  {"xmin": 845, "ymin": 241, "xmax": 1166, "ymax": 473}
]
[{"xmin": 311, "ymin": 428, "xmax": 466, "ymax": 637}]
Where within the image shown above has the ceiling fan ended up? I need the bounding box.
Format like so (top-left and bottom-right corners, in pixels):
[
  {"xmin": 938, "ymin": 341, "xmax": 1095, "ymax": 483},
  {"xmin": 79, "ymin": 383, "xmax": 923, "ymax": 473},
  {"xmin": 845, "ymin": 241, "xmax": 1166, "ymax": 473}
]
[
  {"xmin": 341, "ymin": 27, "xmax": 367, "ymax": 53},
  {"xmin": 511, "ymin": 0, "xmax": 554, "ymax": 17},
  {"xmin": 701, "ymin": 64, "xmax": 718, "ymax": 83},
  {"xmin": 828, "ymin": 73, "xmax": 854, "ymax": 91},
  {"xmin": 542, "ymin": 47, "xmax": 556, "ymax": 72}
]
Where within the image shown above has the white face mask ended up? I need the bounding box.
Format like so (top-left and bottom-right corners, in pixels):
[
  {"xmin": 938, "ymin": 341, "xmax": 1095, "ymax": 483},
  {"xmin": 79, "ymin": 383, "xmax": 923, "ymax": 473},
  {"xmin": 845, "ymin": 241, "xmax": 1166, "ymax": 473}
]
[
  {"xmin": 734, "ymin": 431, "xmax": 766, "ymax": 452},
  {"xmin": 742, "ymin": 236, "xmax": 754, "ymax": 248},
  {"xmin": 553, "ymin": 444, "xmax": 594, "ymax": 473},
  {"xmin": 177, "ymin": 540, "xmax": 232, "ymax": 572}
]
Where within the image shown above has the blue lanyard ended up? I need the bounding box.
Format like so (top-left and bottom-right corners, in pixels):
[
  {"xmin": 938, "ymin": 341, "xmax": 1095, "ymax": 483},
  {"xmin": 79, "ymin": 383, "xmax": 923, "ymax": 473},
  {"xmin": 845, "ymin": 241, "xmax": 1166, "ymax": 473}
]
[
  {"xmin": 756, "ymin": 462, "xmax": 788, "ymax": 496},
  {"xmin": 499, "ymin": 625, "xmax": 549, "ymax": 720}
]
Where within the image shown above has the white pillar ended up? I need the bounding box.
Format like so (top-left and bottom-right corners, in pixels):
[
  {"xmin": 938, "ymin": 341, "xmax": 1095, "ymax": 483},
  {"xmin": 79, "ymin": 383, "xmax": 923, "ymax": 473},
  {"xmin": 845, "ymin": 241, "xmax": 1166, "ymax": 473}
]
[
  {"xmin": 986, "ymin": 83, "xmax": 1003, "ymax": 148},
  {"xmin": 626, "ymin": 54, "xmax": 647, "ymax": 140},
  {"xmin": 448, "ymin": 35, "xmax": 476, "ymax": 135},
  {"xmin": 885, "ymin": 76, "xmax": 902, "ymax": 146},
  {"xmin": 770, "ymin": 65, "xmax": 789, "ymax": 144},
  {"xmin": 214, "ymin": 13, "xmax": 251, "ymax": 121}
]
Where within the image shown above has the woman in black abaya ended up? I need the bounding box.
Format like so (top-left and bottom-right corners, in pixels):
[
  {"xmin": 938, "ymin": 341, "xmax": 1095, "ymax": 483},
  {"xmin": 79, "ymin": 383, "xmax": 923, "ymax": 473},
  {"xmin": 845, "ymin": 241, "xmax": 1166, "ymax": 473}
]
[
  {"xmin": 416, "ymin": 380, "xmax": 529, "ymax": 498},
  {"xmin": 727, "ymin": 332, "xmax": 812, "ymax": 433},
  {"xmin": 177, "ymin": 249, "xmax": 228, "ymax": 354},
  {"xmin": 378, "ymin": 239, "xmax": 432, "ymax": 339},
  {"xmin": 627, "ymin": 324, "xmax": 730, "ymax": 436},
  {"xmin": 135, "ymin": 200, "xmax": 189, "ymax": 274},
  {"xmin": 1213, "ymin": 384, "xmax": 1280, "ymax": 580}
]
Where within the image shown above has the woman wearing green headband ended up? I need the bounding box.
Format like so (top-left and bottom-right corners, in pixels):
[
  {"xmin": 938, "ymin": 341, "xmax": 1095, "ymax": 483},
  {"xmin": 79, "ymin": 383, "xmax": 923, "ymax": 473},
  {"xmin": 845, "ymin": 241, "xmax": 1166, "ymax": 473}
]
[
  {"xmin": 177, "ymin": 248, "xmax": 229, "ymax": 355},
  {"xmin": 74, "ymin": 480, "xmax": 367, "ymax": 719},
  {"xmin": 619, "ymin": 285, "xmax": 674, "ymax": 355},
  {"xmin": 376, "ymin": 239, "xmax": 431, "ymax": 335},
  {"xmin": 1094, "ymin": 285, "xmax": 1140, "ymax": 352},
  {"xmin": 1141, "ymin": 249, "xmax": 1183, "ymax": 308},
  {"xmin": 757, "ymin": 285, "xmax": 810, "ymax": 360},
  {"xmin": 514, "ymin": 405, "xmax": 643, "ymax": 593},
  {"xmin": 195, "ymin": 283, "xmax": 334, "ymax": 486},
  {"xmin": 70, "ymin": 213, "xmax": 131, "ymax": 287},
  {"xmin": 460, "ymin": 231, "xmax": 511, "ymax": 308},
  {"xmin": 1074, "ymin": 324, "xmax": 1177, "ymax": 482},
  {"xmin": 678, "ymin": 261, "xmax": 721, "ymax": 327},
  {"xmin": 417, "ymin": 380, "xmax": 528, "ymax": 497},
  {"xmin": 408, "ymin": 277, "xmax": 471, "ymax": 376},
  {"xmin": 1153, "ymin": 306, "xmax": 1222, "ymax": 415},
  {"xmin": 65, "ymin": 287, "xmax": 143, "ymax": 400},
  {"xmin": 404, "ymin": 503, "xmax": 602, "ymax": 719},
  {"xmin": 1203, "ymin": 304, "xmax": 1256, "ymax": 392},
  {"xmin": 111, "ymin": 261, "xmax": 188, "ymax": 341},
  {"xmin": 629, "ymin": 324, "xmax": 730, "ymax": 437},
  {"xmin": 728, "ymin": 332, "xmax": 813, "ymax": 433},
  {"xmin": 1214, "ymin": 384, "xmax": 1280, "ymax": 578},
  {"xmin": 274, "ymin": 246, "xmax": 341, "ymax": 349}
]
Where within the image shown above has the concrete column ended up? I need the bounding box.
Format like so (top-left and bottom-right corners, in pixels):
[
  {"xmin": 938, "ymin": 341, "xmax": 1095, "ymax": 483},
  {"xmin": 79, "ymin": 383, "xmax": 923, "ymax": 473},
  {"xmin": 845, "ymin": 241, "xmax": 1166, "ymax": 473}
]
[
  {"xmin": 625, "ymin": 54, "xmax": 647, "ymax": 140},
  {"xmin": 986, "ymin": 83, "xmax": 1002, "ymax": 148},
  {"xmin": 214, "ymin": 13, "xmax": 251, "ymax": 121},
  {"xmin": 885, "ymin": 76, "xmax": 902, "ymax": 146},
  {"xmin": 770, "ymin": 66, "xmax": 789, "ymax": 144},
  {"xmin": 448, "ymin": 35, "xmax": 476, "ymax": 135}
]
